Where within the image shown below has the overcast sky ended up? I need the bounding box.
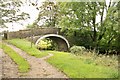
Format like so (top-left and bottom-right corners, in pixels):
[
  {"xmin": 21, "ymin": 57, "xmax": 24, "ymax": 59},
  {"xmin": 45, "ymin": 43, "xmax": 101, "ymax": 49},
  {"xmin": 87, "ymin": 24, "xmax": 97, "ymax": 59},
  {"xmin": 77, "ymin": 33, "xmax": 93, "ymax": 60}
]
[{"xmin": 2, "ymin": 0, "xmax": 45, "ymax": 32}]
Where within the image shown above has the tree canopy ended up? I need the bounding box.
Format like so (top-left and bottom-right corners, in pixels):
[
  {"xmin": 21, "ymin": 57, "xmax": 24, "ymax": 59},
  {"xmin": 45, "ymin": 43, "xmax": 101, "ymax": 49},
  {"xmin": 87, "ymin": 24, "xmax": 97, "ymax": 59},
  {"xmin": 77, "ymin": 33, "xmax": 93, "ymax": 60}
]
[
  {"xmin": 33, "ymin": 0, "xmax": 119, "ymax": 54},
  {"xmin": 1, "ymin": 0, "xmax": 119, "ymax": 54},
  {"xmin": 0, "ymin": 0, "xmax": 29, "ymax": 28}
]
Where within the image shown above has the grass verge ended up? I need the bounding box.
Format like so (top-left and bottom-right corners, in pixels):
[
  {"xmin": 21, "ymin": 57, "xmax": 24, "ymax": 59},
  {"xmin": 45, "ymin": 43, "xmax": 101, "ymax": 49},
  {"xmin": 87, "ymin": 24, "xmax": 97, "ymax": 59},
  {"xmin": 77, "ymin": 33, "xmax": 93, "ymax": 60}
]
[
  {"xmin": 46, "ymin": 51, "xmax": 118, "ymax": 78},
  {"xmin": 2, "ymin": 43, "xmax": 30, "ymax": 73},
  {"xmin": 7, "ymin": 39, "xmax": 48, "ymax": 58},
  {"xmin": 6, "ymin": 39, "xmax": 118, "ymax": 78},
  {"xmin": 0, "ymin": 42, "xmax": 2, "ymax": 49}
]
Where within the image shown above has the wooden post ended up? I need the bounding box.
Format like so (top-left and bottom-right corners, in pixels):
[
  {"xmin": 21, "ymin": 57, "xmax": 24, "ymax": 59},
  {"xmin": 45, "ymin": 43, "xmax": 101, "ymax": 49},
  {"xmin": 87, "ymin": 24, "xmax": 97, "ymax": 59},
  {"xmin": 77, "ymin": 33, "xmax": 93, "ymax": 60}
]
[{"xmin": 31, "ymin": 28, "xmax": 33, "ymax": 48}]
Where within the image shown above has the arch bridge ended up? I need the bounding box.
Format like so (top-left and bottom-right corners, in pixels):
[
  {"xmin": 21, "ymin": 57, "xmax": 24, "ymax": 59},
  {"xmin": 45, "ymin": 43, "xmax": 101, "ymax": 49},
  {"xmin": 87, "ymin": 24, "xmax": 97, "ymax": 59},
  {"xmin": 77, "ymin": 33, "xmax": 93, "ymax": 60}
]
[{"xmin": 3, "ymin": 28, "xmax": 70, "ymax": 51}]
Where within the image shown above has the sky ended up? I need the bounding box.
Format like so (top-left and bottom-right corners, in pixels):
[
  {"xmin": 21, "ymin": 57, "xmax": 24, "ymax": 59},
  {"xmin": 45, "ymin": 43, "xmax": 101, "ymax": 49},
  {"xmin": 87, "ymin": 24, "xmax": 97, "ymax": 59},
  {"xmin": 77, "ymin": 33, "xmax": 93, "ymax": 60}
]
[
  {"xmin": 1, "ymin": 0, "xmax": 112, "ymax": 32},
  {"xmin": 2, "ymin": 0, "xmax": 45, "ymax": 32}
]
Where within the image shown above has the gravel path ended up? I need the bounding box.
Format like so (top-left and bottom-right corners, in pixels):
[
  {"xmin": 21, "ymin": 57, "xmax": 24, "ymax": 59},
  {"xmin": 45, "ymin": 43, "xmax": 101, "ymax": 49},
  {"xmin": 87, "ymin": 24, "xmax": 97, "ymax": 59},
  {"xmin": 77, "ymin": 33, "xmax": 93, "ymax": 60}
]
[
  {"xmin": 0, "ymin": 48, "xmax": 19, "ymax": 78},
  {"xmin": 0, "ymin": 49, "xmax": 3, "ymax": 79},
  {"xmin": 6, "ymin": 43, "xmax": 67, "ymax": 78}
]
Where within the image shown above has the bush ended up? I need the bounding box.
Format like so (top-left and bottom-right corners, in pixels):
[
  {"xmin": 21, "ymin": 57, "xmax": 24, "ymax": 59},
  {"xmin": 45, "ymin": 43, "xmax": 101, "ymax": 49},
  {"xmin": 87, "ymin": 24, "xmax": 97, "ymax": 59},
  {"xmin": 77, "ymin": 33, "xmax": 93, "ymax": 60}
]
[
  {"xmin": 37, "ymin": 39, "xmax": 52, "ymax": 50},
  {"xmin": 37, "ymin": 38, "xmax": 58, "ymax": 50},
  {"xmin": 70, "ymin": 46, "xmax": 86, "ymax": 55}
]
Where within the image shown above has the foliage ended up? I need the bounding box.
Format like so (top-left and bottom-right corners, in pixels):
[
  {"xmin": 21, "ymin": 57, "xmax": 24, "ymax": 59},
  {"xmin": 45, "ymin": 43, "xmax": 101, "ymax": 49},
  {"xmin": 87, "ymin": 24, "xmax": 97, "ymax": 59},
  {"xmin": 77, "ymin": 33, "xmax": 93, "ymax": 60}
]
[
  {"xmin": 7, "ymin": 39, "xmax": 48, "ymax": 58},
  {"xmin": 57, "ymin": 1, "xmax": 119, "ymax": 54},
  {"xmin": 38, "ymin": 39, "xmax": 51, "ymax": 49},
  {"xmin": 77, "ymin": 50, "xmax": 118, "ymax": 69},
  {"xmin": 37, "ymin": 38, "xmax": 58, "ymax": 50},
  {"xmin": 70, "ymin": 46, "xmax": 86, "ymax": 55},
  {"xmin": 0, "ymin": 0, "xmax": 30, "ymax": 28},
  {"xmin": 26, "ymin": 23, "xmax": 35, "ymax": 28},
  {"xmin": 97, "ymin": 2, "xmax": 119, "ymax": 54},
  {"xmin": 46, "ymin": 51, "xmax": 118, "ymax": 78},
  {"xmin": 2, "ymin": 43, "xmax": 30, "ymax": 72},
  {"xmin": 6, "ymin": 39, "xmax": 118, "ymax": 78},
  {"xmin": 33, "ymin": 1, "xmax": 59, "ymax": 27},
  {"xmin": 18, "ymin": 0, "xmax": 119, "ymax": 54}
]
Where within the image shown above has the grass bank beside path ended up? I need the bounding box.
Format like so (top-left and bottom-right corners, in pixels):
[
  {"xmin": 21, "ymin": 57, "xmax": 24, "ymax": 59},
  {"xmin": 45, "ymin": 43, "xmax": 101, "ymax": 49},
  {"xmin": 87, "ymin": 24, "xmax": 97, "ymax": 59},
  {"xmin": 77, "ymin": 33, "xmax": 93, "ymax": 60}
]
[
  {"xmin": 2, "ymin": 43, "xmax": 30, "ymax": 73},
  {"xmin": 46, "ymin": 51, "xmax": 118, "ymax": 78},
  {"xmin": 7, "ymin": 39, "xmax": 48, "ymax": 58},
  {"xmin": 0, "ymin": 42, "xmax": 2, "ymax": 49},
  {"xmin": 7, "ymin": 39, "xmax": 118, "ymax": 78}
]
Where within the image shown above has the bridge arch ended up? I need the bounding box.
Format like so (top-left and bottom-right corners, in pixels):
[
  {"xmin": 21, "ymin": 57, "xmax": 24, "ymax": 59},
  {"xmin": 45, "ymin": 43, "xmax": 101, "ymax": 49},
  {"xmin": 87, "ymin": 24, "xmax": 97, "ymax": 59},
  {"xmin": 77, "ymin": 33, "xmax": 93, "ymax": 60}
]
[{"xmin": 35, "ymin": 34, "xmax": 70, "ymax": 51}]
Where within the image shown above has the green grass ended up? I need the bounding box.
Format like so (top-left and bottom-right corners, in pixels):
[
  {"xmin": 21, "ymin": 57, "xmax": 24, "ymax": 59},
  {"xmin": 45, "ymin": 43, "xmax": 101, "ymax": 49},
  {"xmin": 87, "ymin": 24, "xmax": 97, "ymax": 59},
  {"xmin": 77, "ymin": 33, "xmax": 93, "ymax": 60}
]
[
  {"xmin": 46, "ymin": 51, "xmax": 118, "ymax": 78},
  {"xmin": 2, "ymin": 43, "xmax": 30, "ymax": 73},
  {"xmin": 7, "ymin": 39, "xmax": 48, "ymax": 58},
  {"xmin": 0, "ymin": 42, "xmax": 2, "ymax": 48},
  {"xmin": 7, "ymin": 39, "xmax": 118, "ymax": 78}
]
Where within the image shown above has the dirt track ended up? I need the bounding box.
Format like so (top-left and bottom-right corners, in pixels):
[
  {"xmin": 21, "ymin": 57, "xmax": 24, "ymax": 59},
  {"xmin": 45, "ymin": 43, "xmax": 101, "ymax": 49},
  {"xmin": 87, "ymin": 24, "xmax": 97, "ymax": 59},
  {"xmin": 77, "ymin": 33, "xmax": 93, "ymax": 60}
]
[
  {"xmin": 0, "ymin": 49, "xmax": 3, "ymax": 79},
  {"xmin": 2, "ymin": 43, "xmax": 67, "ymax": 78}
]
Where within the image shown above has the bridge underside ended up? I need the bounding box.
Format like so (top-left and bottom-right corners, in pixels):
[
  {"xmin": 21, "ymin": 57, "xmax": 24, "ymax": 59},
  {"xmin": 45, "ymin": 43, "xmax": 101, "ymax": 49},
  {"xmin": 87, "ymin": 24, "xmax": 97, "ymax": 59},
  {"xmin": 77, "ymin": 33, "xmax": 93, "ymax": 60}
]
[{"xmin": 26, "ymin": 35, "xmax": 69, "ymax": 51}]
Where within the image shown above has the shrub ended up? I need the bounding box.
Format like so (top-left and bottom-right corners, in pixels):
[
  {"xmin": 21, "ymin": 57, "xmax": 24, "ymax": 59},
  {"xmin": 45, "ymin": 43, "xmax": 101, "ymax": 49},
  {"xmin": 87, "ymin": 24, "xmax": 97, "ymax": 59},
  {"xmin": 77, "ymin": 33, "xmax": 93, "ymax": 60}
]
[
  {"xmin": 37, "ymin": 39, "xmax": 52, "ymax": 50},
  {"xmin": 37, "ymin": 38, "xmax": 58, "ymax": 50},
  {"xmin": 70, "ymin": 46, "xmax": 86, "ymax": 55}
]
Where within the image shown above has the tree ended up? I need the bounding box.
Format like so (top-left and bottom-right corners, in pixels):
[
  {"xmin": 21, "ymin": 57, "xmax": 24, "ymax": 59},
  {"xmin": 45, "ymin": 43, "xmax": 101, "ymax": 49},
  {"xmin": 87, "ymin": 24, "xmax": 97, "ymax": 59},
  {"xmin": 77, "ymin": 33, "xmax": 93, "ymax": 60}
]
[
  {"xmin": 26, "ymin": 0, "xmax": 119, "ymax": 53},
  {"xmin": 33, "ymin": 1, "xmax": 59, "ymax": 27},
  {"xmin": 57, "ymin": 1, "xmax": 119, "ymax": 53},
  {"xmin": 0, "ymin": 0, "xmax": 29, "ymax": 28},
  {"xmin": 98, "ymin": 1, "xmax": 119, "ymax": 53}
]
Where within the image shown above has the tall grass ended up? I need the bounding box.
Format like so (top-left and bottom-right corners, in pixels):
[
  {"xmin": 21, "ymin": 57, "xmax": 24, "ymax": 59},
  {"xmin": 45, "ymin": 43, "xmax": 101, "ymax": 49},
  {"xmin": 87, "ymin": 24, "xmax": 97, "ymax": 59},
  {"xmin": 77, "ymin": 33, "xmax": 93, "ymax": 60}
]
[
  {"xmin": 76, "ymin": 50, "xmax": 118, "ymax": 69},
  {"xmin": 70, "ymin": 46, "xmax": 118, "ymax": 69}
]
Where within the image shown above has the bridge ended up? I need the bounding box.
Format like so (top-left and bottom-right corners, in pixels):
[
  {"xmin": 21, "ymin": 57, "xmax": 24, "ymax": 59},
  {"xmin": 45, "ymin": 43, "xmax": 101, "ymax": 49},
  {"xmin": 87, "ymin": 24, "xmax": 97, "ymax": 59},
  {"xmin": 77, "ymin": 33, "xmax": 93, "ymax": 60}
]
[{"xmin": 3, "ymin": 28, "xmax": 70, "ymax": 51}]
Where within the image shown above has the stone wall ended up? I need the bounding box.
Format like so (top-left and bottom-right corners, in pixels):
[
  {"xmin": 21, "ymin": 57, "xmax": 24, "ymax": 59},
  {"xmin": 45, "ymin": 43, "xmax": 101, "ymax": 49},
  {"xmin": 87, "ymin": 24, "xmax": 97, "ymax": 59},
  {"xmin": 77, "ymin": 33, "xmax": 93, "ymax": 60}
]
[
  {"xmin": 4, "ymin": 28, "xmax": 61, "ymax": 39},
  {"xmin": 50, "ymin": 37, "xmax": 68, "ymax": 51}
]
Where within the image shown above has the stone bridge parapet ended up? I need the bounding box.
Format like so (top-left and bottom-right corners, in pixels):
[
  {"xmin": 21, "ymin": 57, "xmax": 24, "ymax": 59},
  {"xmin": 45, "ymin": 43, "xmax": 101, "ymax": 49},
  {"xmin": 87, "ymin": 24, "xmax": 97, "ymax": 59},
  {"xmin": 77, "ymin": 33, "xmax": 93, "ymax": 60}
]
[
  {"xmin": 3, "ymin": 27, "xmax": 70, "ymax": 51},
  {"xmin": 4, "ymin": 27, "xmax": 60, "ymax": 39}
]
